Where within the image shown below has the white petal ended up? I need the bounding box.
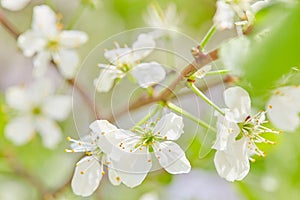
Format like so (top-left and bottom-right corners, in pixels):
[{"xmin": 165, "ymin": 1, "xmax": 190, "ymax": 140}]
[
  {"xmin": 60, "ymin": 31, "xmax": 88, "ymax": 48},
  {"xmin": 110, "ymin": 146, "xmax": 152, "ymax": 188},
  {"xmin": 32, "ymin": 5, "xmax": 58, "ymax": 35},
  {"xmin": 108, "ymin": 168, "xmax": 121, "ymax": 186},
  {"xmin": 28, "ymin": 78, "xmax": 54, "ymax": 105},
  {"xmin": 33, "ymin": 51, "xmax": 51, "ymax": 77},
  {"xmin": 153, "ymin": 141, "xmax": 191, "ymax": 174},
  {"xmin": 214, "ymin": 138, "xmax": 250, "ymax": 182},
  {"xmin": 267, "ymin": 86, "xmax": 300, "ymax": 132},
  {"xmin": 54, "ymin": 49, "xmax": 79, "ymax": 79},
  {"xmin": 71, "ymin": 156, "xmax": 102, "ymax": 197},
  {"xmin": 224, "ymin": 87, "xmax": 251, "ymax": 122},
  {"xmin": 104, "ymin": 47, "xmax": 135, "ymax": 65},
  {"xmin": 5, "ymin": 116, "xmax": 35, "ymax": 145},
  {"xmin": 1, "ymin": 0, "xmax": 30, "ymax": 11},
  {"xmin": 35, "ymin": 117, "xmax": 62, "ymax": 148},
  {"xmin": 94, "ymin": 66, "xmax": 124, "ymax": 92},
  {"xmin": 132, "ymin": 33, "xmax": 155, "ymax": 60},
  {"xmin": 131, "ymin": 62, "xmax": 166, "ymax": 88},
  {"xmin": 213, "ymin": 1, "xmax": 235, "ymax": 30},
  {"xmin": 89, "ymin": 120, "xmax": 119, "ymax": 153},
  {"xmin": 5, "ymin": 85, "xmax": 30, "ymax": 112},
  {"xmin": 17, "ymin": 31, "xmax": 46, "ymax": 57},
  {"xmin": 42, "ymin": 95, "xmax": 72, "ymax": 121},
  {"xmin": 212, "ymin": 112, "xmax": 240, "ymax": 151},
  {"xmin": 153, "ymin": 112, "xmax": 184, "ymax": 141}
]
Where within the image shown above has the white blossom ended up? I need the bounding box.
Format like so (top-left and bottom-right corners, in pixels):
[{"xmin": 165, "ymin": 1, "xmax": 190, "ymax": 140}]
[
  {"xmin": 267, "ymin": 85, "xmax": 300, "ymax": 132},
  {"xmin": 67, "ymin": 120, "xmax": 126, "ymax": 197},
  {"xmin": 213, "ymin": 87, "xmax": 278, "ymax": 181},
  {"xmin": 17, "ymin": 5, "xmax": 88, "ymax": 79},
  {"xmin": 94, "ymin": 33, "xmax": 166, "ymax": 92},
  {"xmin": 5, "ymin": 78, "xmax": 71, "ymax": 148},
  {"xmin": 98, "ymin": 113, "xmax": 191, "ymax": 187},
  {"xmin": 144, "ymin": 3, "xmax": 181, "ymax": 38},
  {"xmin": 1, "ymin": 0, "xmax": 31, "ymax": 11},
  {"xmin": 213, "ymin": 0, "xmax": 271, "ymax": 30}
]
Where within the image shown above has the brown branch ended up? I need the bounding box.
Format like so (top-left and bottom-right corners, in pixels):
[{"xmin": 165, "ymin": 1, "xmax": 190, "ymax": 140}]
[
  {"xmin": 0, "ymin": 9, "xmax": 20, "ymax": 39},
  {"xmin": 108, "ymin": 49, "xmax": 219, "ymax": 122},
  {"xmin": 67, "ymin": 78, "xmax": 101, "ymax": 119}
]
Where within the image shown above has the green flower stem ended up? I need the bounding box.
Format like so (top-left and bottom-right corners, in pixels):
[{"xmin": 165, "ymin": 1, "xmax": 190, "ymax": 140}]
[
  {"xmin": 133, "ymin": 103, "xmax": 163, "ymax": 129},
  {"xmin": 67, "ymin": 4, "xmax": 86, "ymax": 29},
  {"xmin": 199, "ymin": 25, "xmax": 216, "ymax": 50},
  {"xmin": 206, "ymin": 69, "xmax": 230, "ymax": 76},
  {"xmin": 166, "ymin": 101, "xmax": 216, "ymax": 132},
  {"xmin": 188, "ymin": 83, "xmax": 225, "ymax": 116}
]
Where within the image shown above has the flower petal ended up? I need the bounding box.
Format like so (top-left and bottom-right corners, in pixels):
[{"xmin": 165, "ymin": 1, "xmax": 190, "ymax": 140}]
[
  {"xmin": 32, "ymin": 5, "xmax": 58, "ymax": 35},
  {"xmin": 5, "ymin": 116, "xmax": 35, "ymax": 145},
  {"xmin": 54, "ymin": 49, "xmax": 79, "ymax": 79},
  {"xmin": 94, "ymin": 65, "xmax": 124, "ymax": 92},
  {"xmin": 132, "ymin": 33, "xmax": 155, "ymax": 60},
  {"xmin": 224, "ymin": 87, "xmax": 251, "ymax": 122},
  {"xmin": 131, "ymin": 62, "xmax": 166, "ymax": 88},
  {"xmin": 28, "ymin": 78, "xmax": 53, "ymax": 105},
  {"xmin": 42, "ymin": 95, "xmax": 72, "ymax": 121},
  {"xmin": 110, "ymin": 146, "xmax": 152, "ymax": 188},
  {"xmin": 214, "ymin": 138, "xmax": 250, "ymax": 182},
  {"xmin": 108, "ymin": 168, "xmax": 122, "ymax": 186},
  {"xmin": 33, "ymin": 51, "xmax": 51, "ymax": 77},
  {"xmin": 17, "ymin": 30, "xmax": 46, "ymax": 57},
  {"xmin": 1, "ymin": 0, "xmax": 31, "ymax": 11},
  {"xmin": 60, "ymin": 30, "xmax": 88, "ymax": 48},
  {"xmin": 267, "ymin": 86, "xmax": 300, "ymax": 132},
  {"xmin": 35, "ymin": 117, "xmax": 62, "ymax": 148},
  {"xmin": 5, "ymin": 85, "xmax": 30, "ymax": 112},
  {"xmin": 153, "ymin": 141, "xmax": 191, "ymax": 174},
  {"xmin": 212, "ymin": 111, "xmax": 240, "ymax": 151},
  {"xmin": 71, "ymin": 156, "xmax": 102, "ymax": 197},
  {"xmin": 104, "ymin": 47, "xmax": 134, "ymax": 65},
  {"xmin": 213, "ymin": 1, "xmax": 235, "ymax": 30},
  {"xmin": 153, "ymin": 112, "xmax": 184, "ymax": 141}
]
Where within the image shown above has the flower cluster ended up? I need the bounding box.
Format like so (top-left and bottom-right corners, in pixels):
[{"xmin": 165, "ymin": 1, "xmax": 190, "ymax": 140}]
[{"xmin": 66, "ymin": 112, "xmax": 190, "ymax": 196}]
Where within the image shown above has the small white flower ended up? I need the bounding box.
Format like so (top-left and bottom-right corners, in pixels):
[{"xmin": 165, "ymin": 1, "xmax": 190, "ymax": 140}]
[
  {"xmin": 144, "ymin": 3, "xmax": 181, "ymax": 38},
  {"xmin": 5, "ymin": 78, "xmax": 71, "ymax": 148},
  {"xmin": 267, "ymin": 85, "xmax": 300, "ymax": 132},
  {"xmin": 17, "ymin": 5, "xmax": 88, "ymax": 79},
  {"xmin": 213, "ymin": 0, "xmax": 271, "ymax": 30},
  {"xmin": 67, "ymin": 120, "xmax": 126, "ymax": 197},
  {"xmin": 94, "ymin": 33, "xmax": 166, "ymax": 92},
  {"xmin": 1, "ymin": 0, "xmax": 31, "ymax": 11},
  {"xmin": 98, "ymin": 113, "xmax": 191, "ymax": 187},
  {"xmin": 213, "ymin": 87, "xmax": 278, "ymax": 181}
]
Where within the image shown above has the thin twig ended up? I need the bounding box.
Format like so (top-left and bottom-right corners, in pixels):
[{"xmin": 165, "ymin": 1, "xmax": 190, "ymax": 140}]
[{"xmin": 0, "ymin": 9, "xmax": 20, "ymax": 39}]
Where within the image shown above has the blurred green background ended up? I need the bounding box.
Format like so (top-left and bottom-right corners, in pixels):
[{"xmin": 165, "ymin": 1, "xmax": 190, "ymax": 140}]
[{"xmin": 1, "ymin": 0, "xmax": 300, "ymax": 199}]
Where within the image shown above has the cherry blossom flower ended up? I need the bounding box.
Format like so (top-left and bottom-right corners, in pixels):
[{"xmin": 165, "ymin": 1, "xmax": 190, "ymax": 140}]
[
  {"xmin": 1, "ymin": 0, "xmax": 31, "ymax": 11},
  {"xmin": 213, "ymin": 87, "xmax": 278, "ymax": 181},
  {"xmin": 17, "ymin": 5, "xmax": 88, "ymax": 78},
  {"xmin": 94, "ymin": 33, "xmax": 166, "ymax": 92},
  {"xmin": 66, "ymin": 120, "xmax": 125, "ymax": 197},
  {"xmin": 97, "ymin": 112, "xmax": 191, "ymax": 187},
  {"xmin": 213, "ymin": 0, "xmax": 271, "ymax": 31},
  {"xmin": 267, "ymin": 85, "xmax": 300, "ymax": 132},
  {"xmin": 144, "ymin": 3, "xmax": 181, "ymax": 38},
  {"xmin": 4, "ymin": 78, "xmax": 71, "ymax": 148}
]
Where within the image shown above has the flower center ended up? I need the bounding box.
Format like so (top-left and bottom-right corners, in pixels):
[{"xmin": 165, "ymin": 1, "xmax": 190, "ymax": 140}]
[
  {"xmin": 32, "ymin": 107, "xmax": 42, "ymax": 115},
  {"xmin": 47, "ymin": 39, "xmax": 60, "ymax": 51}
]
